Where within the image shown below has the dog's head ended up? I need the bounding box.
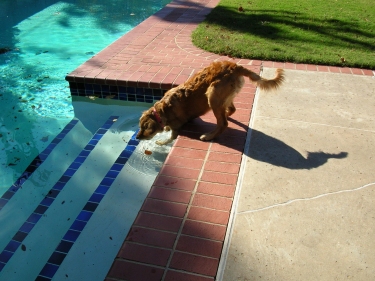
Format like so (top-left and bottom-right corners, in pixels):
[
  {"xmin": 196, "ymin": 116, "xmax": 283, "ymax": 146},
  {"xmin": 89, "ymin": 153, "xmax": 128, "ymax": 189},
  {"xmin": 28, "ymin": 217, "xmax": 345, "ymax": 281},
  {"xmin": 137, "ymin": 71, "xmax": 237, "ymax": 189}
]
[{"xmin": 136, "ymin": 108, "xmax": 164, "ymax": 140}]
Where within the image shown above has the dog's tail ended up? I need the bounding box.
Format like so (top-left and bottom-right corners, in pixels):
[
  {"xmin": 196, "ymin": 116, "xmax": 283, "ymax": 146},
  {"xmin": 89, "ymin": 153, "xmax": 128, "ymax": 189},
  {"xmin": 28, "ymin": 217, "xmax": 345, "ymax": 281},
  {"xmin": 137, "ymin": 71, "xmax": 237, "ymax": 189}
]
[{"xmin": 239, "ymin": 67, "xmax": 285, "ymax": 91}]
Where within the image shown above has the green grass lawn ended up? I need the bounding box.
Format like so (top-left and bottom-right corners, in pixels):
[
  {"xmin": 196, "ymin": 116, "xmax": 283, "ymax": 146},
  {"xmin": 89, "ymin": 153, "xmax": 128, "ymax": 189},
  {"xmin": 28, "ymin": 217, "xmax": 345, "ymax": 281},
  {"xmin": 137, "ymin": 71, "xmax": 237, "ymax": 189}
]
[{"xmin": 192, "ymin": 0, "xmax": 375, "ymax": 69}]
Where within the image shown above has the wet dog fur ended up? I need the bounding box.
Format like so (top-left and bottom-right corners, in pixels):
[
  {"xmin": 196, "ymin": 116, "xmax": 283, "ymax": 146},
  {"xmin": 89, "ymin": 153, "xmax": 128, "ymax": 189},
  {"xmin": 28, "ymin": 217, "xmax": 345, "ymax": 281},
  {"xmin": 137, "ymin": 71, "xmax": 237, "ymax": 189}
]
[{"xmin": 136, "ymin": 61, "xmax": 284, "ymax": 145}]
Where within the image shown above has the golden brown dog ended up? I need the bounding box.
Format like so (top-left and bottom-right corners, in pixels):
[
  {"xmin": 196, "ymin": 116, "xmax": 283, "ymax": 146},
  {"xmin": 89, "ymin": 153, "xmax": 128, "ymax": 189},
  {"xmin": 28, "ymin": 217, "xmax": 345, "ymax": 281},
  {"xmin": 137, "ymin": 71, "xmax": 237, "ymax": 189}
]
[{"xmin": 136, "ymin": 61, "xmax": 284, "ymax": 145}]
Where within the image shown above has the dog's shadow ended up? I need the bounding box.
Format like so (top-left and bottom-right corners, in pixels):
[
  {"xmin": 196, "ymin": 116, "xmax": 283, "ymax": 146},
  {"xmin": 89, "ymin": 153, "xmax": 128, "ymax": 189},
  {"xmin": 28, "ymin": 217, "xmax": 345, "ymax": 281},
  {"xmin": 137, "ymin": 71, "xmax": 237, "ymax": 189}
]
[
  {"xmin": 181, "ymin": 117, "xmax": 348, "ymax": 170},
  {"xmin": 246, "ymin": 129, "xmax": 348, "ymax": 170}
]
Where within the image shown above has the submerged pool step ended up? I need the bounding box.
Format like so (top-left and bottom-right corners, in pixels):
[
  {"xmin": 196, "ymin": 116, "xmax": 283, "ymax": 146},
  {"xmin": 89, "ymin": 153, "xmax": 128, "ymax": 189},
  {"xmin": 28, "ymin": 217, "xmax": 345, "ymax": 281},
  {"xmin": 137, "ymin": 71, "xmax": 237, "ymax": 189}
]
[
  {"xmin": 36, "ymin": 130, "xmax": 140, "ymax": 280},
  {"xmin": 0, "ymin": 119, "xmax": 79, "ymax": 211},
  {"xmin": 0, "ymin": 115, "xmax": 133, "ymax": 277},
  {"xmin": 0, "ymin": 118, "xmax": 94, "ymax": 253}
]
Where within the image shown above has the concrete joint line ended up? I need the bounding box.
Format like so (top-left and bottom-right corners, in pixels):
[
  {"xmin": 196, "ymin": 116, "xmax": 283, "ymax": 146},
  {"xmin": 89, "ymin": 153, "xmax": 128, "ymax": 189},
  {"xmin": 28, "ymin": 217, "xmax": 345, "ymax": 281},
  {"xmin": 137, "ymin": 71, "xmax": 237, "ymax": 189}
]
[{"xmin": 238, "ymin": 182, "xmax": 375, "ymax": 215}]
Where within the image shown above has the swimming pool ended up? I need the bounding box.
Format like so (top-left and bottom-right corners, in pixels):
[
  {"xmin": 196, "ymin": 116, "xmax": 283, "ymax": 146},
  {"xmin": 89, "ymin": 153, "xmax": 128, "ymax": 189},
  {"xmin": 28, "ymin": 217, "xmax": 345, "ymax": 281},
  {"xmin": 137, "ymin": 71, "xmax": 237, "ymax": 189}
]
[
  {"xmin": 0, "ymin": 0, "xmax": 170, "ymax": 193},
  {"xmin": 0, "ymin": 0, "xmax": 171, "ymax": 279}
]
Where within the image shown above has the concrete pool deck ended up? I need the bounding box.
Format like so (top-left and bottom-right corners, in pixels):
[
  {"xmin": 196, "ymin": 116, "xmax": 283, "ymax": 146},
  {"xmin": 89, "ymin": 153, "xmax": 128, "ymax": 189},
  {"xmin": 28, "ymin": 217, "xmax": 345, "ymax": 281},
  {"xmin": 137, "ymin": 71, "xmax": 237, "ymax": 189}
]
[{"xmin": 66, "ymin": 0, "xmax": 375, "ymax": 280}]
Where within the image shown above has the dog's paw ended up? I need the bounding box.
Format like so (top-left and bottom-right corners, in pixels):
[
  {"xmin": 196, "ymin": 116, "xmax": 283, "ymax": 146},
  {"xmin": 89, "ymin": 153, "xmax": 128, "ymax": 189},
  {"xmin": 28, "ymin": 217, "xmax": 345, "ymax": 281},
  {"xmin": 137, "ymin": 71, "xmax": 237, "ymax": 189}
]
[
  {"xmin": 156, "ymin": 139, "xmax": 172, "ymax": 146},
  {"xmin": 155, "ymin": 140, "xmax": 164, "ymax": 146},
  {"xmin": 200, "ymin": 134, "xmax": 212, "ymax": 141}
]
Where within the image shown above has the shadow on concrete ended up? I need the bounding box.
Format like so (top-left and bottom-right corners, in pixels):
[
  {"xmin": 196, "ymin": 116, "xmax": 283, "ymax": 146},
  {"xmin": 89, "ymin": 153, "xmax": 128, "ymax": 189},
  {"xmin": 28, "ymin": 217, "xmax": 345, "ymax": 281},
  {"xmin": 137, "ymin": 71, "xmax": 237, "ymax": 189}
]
[
  {"xmin": 226, "ymin": 117, "xmax": 348, "ymax": 170},
  {"xmin": 246, "ymin": 129, "xmax": 348, "ymax": 170}
]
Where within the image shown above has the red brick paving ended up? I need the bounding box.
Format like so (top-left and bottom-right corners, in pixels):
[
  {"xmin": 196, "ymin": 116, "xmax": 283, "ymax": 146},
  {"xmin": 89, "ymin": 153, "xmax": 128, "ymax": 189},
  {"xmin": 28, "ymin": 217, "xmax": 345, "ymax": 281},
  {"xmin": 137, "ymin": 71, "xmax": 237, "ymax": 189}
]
[{"xmin": 65, "ymin": 0, "xmax": 374, "ymax": 280}]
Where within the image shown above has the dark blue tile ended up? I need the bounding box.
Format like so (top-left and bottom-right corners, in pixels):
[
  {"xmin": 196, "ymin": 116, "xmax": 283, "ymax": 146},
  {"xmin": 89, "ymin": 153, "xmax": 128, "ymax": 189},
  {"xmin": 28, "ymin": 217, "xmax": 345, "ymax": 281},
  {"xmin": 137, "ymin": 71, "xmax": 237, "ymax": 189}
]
[
  {"xmin": 34, "ymin": 205, "xmax": 48, "ymax": 215},
  {"xmin": 125, "ymin": 145, "xmax": 136, "ymax": 152},
  {"xmin": 97, "ymin": 128, "xmax": 107, "ymax": 135},
  {"xmin": 53, "ymin": 181, "xmax": 65, "ymax": 191},
  {"xmin": 2, "ymin": 190, "xmax": 15, "ymax": 200},
  {"xmin": 46, "ymin": 189, "xmax": 60, "ymax": 199},
  {"xmin": 47, "ymin": 252, "xmax": 66, "ymax": 266},
  {"xmin": 35, "ymin": 276, "xmax": 50, "ymax": 281},
  {"xmin": 83, "ymin": 202, "xmax": 98, "ymax": 212},
  {"xmin": 0, "ymin": 250, "xmax": 12, "ymax": 263},
  {"xmin": 101, "ymin": 85, "xmax": 110, "ymax": 93},
  {"xmin": 12, "ymin": 231, "xmax": 28, "ymax": 242},
  {"xmin": 128, "ymin": 139, "xmax": 139, "ymax": 146},
  {"xmin": 70, "ymin": 220, "xmax": 86, "ymax": 232},
  {"xmin": 126, "ymin": 87, "xmax": 135, "ymax": 94},
  {"xmin": 77, "ymin": 210, "xmax": 92, "ymax": 222},
  {"xmin": 4, "ymin": 240, "xmax": 20, "ymax": 253},
  {"xmin": 0, "ymin": 198, "xmax": 7, "ymax": 208},
  {"xmin": 88, "ymin": 193, "xmax": 104, "ymax": 203},
  {"xmin": 19, "ymin": 222, "xmax": 34, "ymax": 233},
  {"xmin": 119, "ymin": 93, "xmax": 128, "ymax": 101},
  {"xmin": 64, "ymin": 168, "xmax": 76, "ymax": 177},
  {"xmin": 100, "ymin": 177, "xmax": 115, "ymax": 187},
  {"xmin": 109, "ymin": 85, "xmax": 118, "ymax": 93},
  {"xmin": 78, "ymin": 150, "xmax": 90, "ymax": 157},
  {"xmin": 144, "ymin": 88, "xmax": 153, "ymax": 95},
  {"xmin": 111, "ymin": 163, "xmax": 123, "ymax": 171},
  {"xmin": 42, "ymin": 147, "xmax": 53, "ymax": 154},
  {"xmin": 83, "ymin": 144, "xmax": 95, "ymax": 151},
  {"xmin": 58, "ymin": 175, "xmax": 71, "ymax": 183},
  {"xmin": 40, "ymin": 197, "xmax": 54, "ymax": 207},
  {"xmin": 88, "ymin": 139, "xmax": 99, "ymax": 146},
  {"xmin": 93, "ymin": 84, "xmax": 101, "ymax": 91},
  {"xmin": 68, "ymin": 162, "xmax": 81, "ymax": 170},
  {"xmin": 0, "ymin": 261, "xmax": 6, "ymax": 271},
  {"xmin": 92, "ymin": 134, "xmax": 103, "ymax": 141},
  {"xmin": 38, "ymin": 153, "xmax": 49, "ymax": 161},
  {"xmin": 74, "ymin": 156, "xmax": 86, "ymax": 164},
  {"xmin": 62, "ymin": 230, "xmax": 80, "ymax": 242},
  {"xmin": 115, "ymin": 157, "xmax": 128, "ymax": 165},
  {"xmin": 55, "ymin": 240, "xmax": 73, "ymax": 254},
  {"xmin": 106, "ymin": 170, "xmax": 119, "ymax": 179},
  {"xmin": 94, "ymin": 185, "xmax": 109, "ymax": 195},
  {"xmin": 39, "ymin": 263, "xmax": 59, "ymax": 278},
  {"xmin": 121, "ymin": 150, "xmax": 133, "ymax": 158},
  {"xmin": 119, "ymin": 86, "xmax": 127, "ymax": 93},
  {"xmin": 10, "ymin": 184, "xmax": 19, "ymax": 192},
  {"xmin": 27, "ymin": 213, "xmax": 42, "ymax": 224},
  {"xmin": 85, "ymin": 84, "xmax": 94, "ymax": 90}
]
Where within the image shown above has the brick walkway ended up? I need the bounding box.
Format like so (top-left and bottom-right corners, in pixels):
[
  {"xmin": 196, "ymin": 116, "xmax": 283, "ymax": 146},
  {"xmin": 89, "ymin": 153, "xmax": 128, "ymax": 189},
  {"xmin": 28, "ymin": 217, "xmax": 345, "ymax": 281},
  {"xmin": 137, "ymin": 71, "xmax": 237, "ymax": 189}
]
[{"xmin": 65, "ymin": 1, "xmax": 374, "ymax": 280}]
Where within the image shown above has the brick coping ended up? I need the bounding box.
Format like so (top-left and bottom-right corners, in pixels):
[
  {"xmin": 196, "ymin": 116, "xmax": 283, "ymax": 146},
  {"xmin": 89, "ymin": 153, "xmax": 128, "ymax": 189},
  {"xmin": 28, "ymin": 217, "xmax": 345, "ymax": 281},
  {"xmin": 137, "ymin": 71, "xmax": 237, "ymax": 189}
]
[{"xmin": 63, "ymin": 0, "xmax": 374, "ymax": 280}]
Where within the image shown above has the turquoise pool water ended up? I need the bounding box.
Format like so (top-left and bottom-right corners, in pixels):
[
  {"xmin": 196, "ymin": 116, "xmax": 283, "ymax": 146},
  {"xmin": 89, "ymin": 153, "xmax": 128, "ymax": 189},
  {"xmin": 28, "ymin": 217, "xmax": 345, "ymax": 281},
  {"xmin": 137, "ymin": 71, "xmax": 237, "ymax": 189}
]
[{"xmin": 0, "ymin": 0, "xmax": 170, "ymax": 194}]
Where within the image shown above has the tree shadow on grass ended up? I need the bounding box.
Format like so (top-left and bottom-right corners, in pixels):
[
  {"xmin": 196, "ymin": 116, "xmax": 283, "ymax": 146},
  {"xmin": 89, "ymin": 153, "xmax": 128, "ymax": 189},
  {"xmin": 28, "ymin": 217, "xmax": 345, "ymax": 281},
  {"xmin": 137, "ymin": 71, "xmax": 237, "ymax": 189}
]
[{"xmin": 202, "ymin": 6, "xmax": 374, "ymax": 51}]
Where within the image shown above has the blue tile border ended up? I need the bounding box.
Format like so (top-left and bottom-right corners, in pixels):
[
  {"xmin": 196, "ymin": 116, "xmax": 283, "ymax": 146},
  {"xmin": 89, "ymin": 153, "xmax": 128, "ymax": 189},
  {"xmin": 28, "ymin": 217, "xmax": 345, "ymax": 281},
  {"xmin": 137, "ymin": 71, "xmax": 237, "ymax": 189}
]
[
  {"xmin": 68, "ymin": 82, "xmax": 165, "ymax": 103},
  {"xmin": 36, "ymin": 130, "xmax": 140, "ymax": 280},
  {"xmin": 0, "ymin": 116, "xmax": 119, "ymax": 273},
  {"xmin": 0, "ymin": 119, "xmax": 79, "ymax": 212}
]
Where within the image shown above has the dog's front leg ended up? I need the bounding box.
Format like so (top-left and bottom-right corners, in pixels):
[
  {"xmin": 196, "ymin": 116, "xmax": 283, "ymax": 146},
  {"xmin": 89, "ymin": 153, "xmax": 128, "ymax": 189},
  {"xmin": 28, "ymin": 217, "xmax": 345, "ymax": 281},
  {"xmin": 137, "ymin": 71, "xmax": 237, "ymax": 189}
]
[{"xmin": 156, "ymin": 128, "xmax": 178, "ymax": 146}]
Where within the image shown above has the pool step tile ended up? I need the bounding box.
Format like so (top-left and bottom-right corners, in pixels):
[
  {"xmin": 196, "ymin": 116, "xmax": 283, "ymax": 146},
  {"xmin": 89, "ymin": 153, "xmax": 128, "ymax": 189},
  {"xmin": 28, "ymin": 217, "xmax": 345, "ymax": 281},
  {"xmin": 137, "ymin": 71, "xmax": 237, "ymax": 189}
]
[
  {"xmin": 35, "ymin": 131, "xmax": 141, "ymax": 280},
  {"xmin": 0, "ymin": 117, "xmax": 120, "ymax": 275},
  {"xmin": 0, "ymin": 119, "xmax": 79, "ymax": 211}
]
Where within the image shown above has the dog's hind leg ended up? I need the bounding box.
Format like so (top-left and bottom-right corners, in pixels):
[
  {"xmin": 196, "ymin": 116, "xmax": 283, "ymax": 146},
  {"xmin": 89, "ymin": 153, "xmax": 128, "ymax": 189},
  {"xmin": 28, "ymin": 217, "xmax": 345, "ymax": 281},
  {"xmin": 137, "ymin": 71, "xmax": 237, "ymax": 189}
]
[
  {"xmin": 200, "ymin": 107, "xmax": 228, "ymax": 141},
  {"xmin": 226, "ymin": 102, "xmax": 236, "ymax": 117}
]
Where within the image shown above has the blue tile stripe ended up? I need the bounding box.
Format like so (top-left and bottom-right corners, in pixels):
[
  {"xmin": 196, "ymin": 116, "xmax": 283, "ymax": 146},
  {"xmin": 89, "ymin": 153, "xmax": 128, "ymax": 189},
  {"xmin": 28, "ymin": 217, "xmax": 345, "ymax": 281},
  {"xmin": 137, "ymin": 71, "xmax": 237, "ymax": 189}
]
[
  {"xmin": 0, "ymin": 119, "xmax": 79, "ymax": 212},
  {"xmin": 0, "ymin": 116, "xmax": 119, "ymax": 273},
  {"xmin": 35, "ymin": 130, "xmax": 140, "ymax": 280}
]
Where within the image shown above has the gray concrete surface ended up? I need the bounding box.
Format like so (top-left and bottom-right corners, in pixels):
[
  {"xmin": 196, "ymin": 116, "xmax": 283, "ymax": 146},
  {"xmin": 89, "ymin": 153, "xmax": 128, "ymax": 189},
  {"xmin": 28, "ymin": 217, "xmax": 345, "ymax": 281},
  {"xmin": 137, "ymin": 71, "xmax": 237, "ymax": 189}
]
[{"xmin": 222, "ymin": 69, "xmax": 375, "ymax": 281}]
